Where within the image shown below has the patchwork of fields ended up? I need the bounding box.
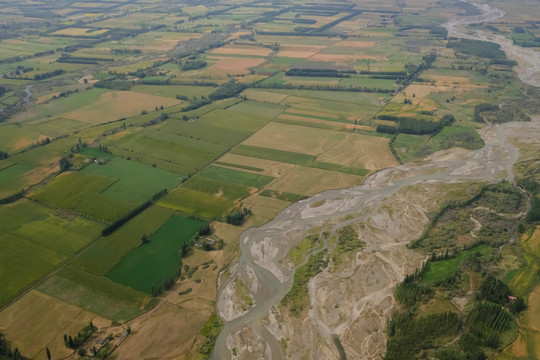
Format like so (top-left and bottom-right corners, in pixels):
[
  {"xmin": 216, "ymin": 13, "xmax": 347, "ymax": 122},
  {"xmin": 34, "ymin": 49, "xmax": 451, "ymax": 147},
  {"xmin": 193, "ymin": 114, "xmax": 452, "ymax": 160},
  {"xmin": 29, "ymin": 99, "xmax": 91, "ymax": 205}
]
[{"xmin": 0, "ymin": 0, "xmax": 538, "ymax": 358}]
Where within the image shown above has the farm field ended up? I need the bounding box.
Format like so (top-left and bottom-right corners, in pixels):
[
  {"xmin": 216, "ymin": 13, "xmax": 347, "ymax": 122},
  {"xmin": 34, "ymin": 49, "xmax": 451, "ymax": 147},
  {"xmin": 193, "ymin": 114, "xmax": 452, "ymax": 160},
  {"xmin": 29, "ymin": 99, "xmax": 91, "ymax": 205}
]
[
  {"xmin": 82, "ymin": 156, "xmax": 181, "ymax": 203},
  {"xmin": 107, "ymin": 215, "xmax": 205, "ymax": 293},
  {"xmin": 0, "ymin": 199, "xmax": 103, "ymax": 305},
  {"xmin": 31, "ymin": 171, "xmax": 135, "ymax": 222},
  {"xmin": 0, "ymin": 0, "xmax": 538, "ymax": 359}
]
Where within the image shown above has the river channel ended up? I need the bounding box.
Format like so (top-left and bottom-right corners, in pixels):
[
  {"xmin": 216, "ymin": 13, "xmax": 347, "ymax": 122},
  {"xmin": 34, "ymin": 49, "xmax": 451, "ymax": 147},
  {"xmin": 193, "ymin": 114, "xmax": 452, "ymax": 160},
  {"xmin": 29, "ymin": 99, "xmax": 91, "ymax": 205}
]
[{"xmin": 211, "ymin": 2, "xmax": 540, "ymax": 358}]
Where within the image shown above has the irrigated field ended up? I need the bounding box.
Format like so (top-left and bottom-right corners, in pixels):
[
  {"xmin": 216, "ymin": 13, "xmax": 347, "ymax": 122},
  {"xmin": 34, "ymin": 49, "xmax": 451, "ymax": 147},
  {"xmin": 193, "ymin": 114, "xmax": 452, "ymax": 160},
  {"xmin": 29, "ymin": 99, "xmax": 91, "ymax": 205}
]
[
  {"xmin": 31, "ymin": 172, "xmax": 134, "ymax": 222},
  {"xmin": 107, "ymin": 215, "xmax": 205, "ymax": 293},
  {"xmin": 0, "ymin": 199, "xmax": 103, "ymax": 305}
]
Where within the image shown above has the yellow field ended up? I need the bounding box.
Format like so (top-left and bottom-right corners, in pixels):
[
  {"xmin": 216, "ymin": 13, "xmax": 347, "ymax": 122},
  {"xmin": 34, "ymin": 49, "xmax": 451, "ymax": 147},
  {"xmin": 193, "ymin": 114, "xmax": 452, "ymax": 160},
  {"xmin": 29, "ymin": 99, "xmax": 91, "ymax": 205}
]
[
  {"xmin": 0, "ymin": 290, "xmax": 110, "ymax": 360},
  {"xmin": 241, "ymin": 89, "xmax": 289, "ymax": 103},
  {"xmin": 218, "ymin": 153, "xmax": 295, "ymax": 177},
  {"xmin": 205, "ymin": 57, "xmax": 266, "ymax": 75},
  {"xmin": 242, "ymin": 194, "xmax": 292, "ymax": 227},
  {"xmin": 65, "ymin": 91, "xmax": 180, "ymax": 125},
  {"xmin": 211, "ymin": 44, "xmax": 272, "ymax": 57},
  {"xmin": 308, "ymin": 53, "xmax": 386, "ymax": 62},
  {"xmin": 335, "ymin": 40, "xmax": 376, "ymax": 48},
  {"xmin": 242, "ymin": 122, "xmax": 397, "ymax": 170},
  {"xmin": 276, "ymin": 45, "xmax": 325, "ymax": 58},
  {"xmin": 266, "ymin": 166, "xmax": 363, "ymax": 196}
]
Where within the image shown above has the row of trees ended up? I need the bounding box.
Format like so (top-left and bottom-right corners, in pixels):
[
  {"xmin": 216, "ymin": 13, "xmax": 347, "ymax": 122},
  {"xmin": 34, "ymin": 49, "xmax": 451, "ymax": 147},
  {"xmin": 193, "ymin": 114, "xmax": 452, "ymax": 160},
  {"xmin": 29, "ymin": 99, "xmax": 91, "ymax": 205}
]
[{"xmin": 376, "ymin": 114, "xmax": 455, "ymax": 136}]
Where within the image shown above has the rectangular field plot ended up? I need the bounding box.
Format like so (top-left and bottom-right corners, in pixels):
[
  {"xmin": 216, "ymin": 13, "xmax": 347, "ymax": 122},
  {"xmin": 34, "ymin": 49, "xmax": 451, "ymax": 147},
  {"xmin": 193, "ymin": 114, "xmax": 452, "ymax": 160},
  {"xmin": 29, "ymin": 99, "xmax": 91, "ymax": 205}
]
[
  {"xmin": 107, "ymin": 215, "xmax": 205, "ymax": 293},
  {"xmin": 183, "ymin": 176, "xmax": 251, "ymax": 200},
  {"xmin": 36, "ymin": 271, "xmax": 150, "ymax": 322},
  {"xmin": 103, "ymin": 129, "xmax": 226, "ymax": 175},
  {"xmin": 82, "ymin": 157, "xmax": 181, "ymax": 203},
  {"xmin": 241, "ymin": 122, "xmax": 397, "ymax": 170},
  {"xmin": 72, "ymin": 205, "xmax": 174, "ymax": 276},
  {"xmin": 26, "ymin": 117, "xmax": 89, "ymax": 139},
  {"xmin": 31, "ymin": 172, "xmax": 134, "ymax": 221},
  {"xmin": 130, "ymin": 84, "xmax": 215, "ymax": 99},
  {"xmin": 0, "ymin": 163, "xmax": 33, "ymax": 183},
  {"xmin": 158, "ymin": 187, "xmax": 235, "ymax": 219},
  {"xmin": 199, "ymin": 165, "xmax": 274, "ymax": 188},
  {"xmin": 0, "ymin": 199, "xmax": 103, "ymax": 305},
  {"xmin": 265, "ymin": 166, "xmax": 364, "ymax": 196},
  {"xmin": 0, "ymin": 123, "xmax": 49, "ymax": 152}
]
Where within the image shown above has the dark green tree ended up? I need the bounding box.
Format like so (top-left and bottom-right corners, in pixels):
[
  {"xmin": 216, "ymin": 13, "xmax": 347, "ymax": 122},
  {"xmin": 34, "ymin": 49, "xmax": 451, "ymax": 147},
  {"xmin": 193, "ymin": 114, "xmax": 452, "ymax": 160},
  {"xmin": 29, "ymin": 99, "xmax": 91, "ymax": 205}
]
[{"xmin": 59, "ymin": 156, "xmax": 71, "ymax": 172}]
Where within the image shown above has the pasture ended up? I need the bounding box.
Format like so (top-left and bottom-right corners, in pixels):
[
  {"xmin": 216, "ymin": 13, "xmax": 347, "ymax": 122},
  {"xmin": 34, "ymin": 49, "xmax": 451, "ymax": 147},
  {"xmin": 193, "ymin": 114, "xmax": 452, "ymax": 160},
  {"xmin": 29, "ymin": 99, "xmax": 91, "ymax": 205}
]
[
  {"xmin": 0, "ymin": 199, "xmax": 102, "ymax": 305},
  {"xmin": 107, "ymin": 215, "xmax": 205, "ymax": 293}
]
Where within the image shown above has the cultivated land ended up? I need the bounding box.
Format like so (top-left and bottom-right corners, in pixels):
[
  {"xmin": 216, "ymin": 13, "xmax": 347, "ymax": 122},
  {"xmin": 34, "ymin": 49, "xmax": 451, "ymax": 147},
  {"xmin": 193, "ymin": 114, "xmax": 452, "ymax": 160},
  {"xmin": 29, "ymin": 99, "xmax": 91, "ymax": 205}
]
[{"xmin": 0, "ymin": 0, "xmax": 539, "ymax": 359}]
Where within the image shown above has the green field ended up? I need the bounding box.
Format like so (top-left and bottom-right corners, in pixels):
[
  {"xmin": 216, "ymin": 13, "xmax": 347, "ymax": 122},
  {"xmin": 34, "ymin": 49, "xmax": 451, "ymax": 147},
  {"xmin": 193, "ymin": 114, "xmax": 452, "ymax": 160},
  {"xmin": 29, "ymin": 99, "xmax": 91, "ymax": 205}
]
[
  {"xmin": 421, "ymin": 245, "xmax": 491, "ymax": 285},
  {"xmin": 0, "ymin": 199, "xmax": 103, "ymax": 305},
  {"xmin": 107, "ymin": 215, "xmax": 204, "ymax": 293},
  {"xmin": 36, "ymin": 269, "xmax": 154, "ymax": 322},
  {"xmin": 82, "ymin": 156, "xmax": 181, "ymax": 203},
  {"xmin": 32, "ymin": 171, "xmax": 134, "ymax": 221},
  {"xmin": 184, "ymin": 176, "xmax": 251, "ymax": 199},
  {"xmin": 72, "ymin": 205, "xmax": 174, "ymax": 276},
  {"xmin": 159, "ymin": 187, "xmax": 235, "ymax": 219},
  {"xmin": 231, "ymin": 144, "xmax": 316, "ymax": 164},
  {"xmin": 0, "ymin": 163, "xmax": 33, "ymax": 183}
]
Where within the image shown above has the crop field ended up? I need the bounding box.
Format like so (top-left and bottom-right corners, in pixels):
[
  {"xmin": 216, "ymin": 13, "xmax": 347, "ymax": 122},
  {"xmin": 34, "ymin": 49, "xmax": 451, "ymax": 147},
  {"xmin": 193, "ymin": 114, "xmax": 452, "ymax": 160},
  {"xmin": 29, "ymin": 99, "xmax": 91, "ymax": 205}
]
[
  {"xmin": 198, "ymin": 165, "xmax": 274, "ymax": 188},
  {"xmin": 107, "ymin": 215, "xmax": 205, "ymax": 293},
  {"xmin": 63, "ymin": 91, "xmax": 181, "ymax": 125},
  {"xmin": 73, "ymin": 205, "xmax": 174, "ymax": 276},
  {"xmin": 241, "ymin": 122, "xmax": 396, "ymax": 170},
  {"xmin": 131, "ymin": 84, "xmax": 215, "ymax": 99},
  {"xmin": 218, "ymin": 153, "xmax": 296, "ymax": 178},
  {"xmin": 265, "ymin": 166, "xmax": 364, "ymax": 196},
  {"xmin": 159, "ymin": 187, "xmax": 235, "ymax": 219},
  {"xmin": 1, "ymin": 0, "xmax": 538, "ymax": 358},
  {"xmin": 0, "ymin": 163, "xmax": 33, "ymax": 183},
  {"xmin": 183, "ymin": 176, "xmax": 251, "ymax": 200},
  {"xmin": 31, "ymin": 172, "xmax": 134, "ymax": 221},
  {"xmin": 36, "ymin": 271, "xmax": 149, "ymax": 322},
  {"xmin": 0, "ymin": 290, "xmax": 110, "ymax": 360},
  {"xmin": 0, "ymin": 199, "xmax": 103, "ymax": 305},
  {"xmin": 82, "ymin": 157, "xmax": 181, "ymax": 203}
]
